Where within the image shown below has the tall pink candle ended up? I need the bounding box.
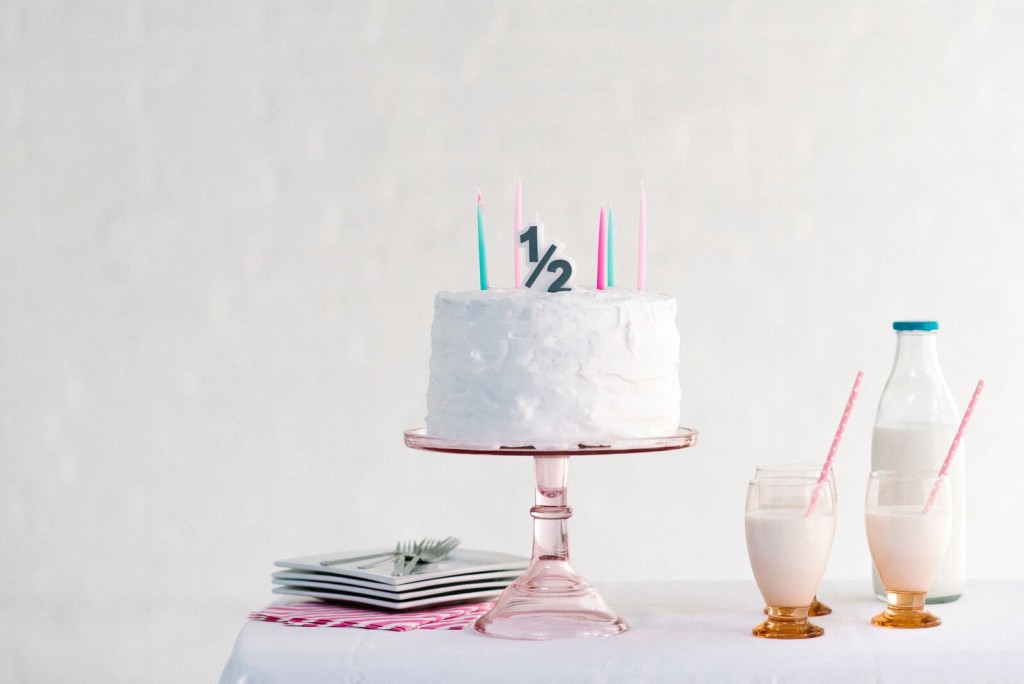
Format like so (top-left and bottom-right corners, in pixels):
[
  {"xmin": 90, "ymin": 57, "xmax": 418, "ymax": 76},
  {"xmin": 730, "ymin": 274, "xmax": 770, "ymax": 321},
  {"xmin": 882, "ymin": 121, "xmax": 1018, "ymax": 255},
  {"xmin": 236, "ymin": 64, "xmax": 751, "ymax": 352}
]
[{"xmin": 596, "ymin": 205, "xmax": 606, "ymax": 290}]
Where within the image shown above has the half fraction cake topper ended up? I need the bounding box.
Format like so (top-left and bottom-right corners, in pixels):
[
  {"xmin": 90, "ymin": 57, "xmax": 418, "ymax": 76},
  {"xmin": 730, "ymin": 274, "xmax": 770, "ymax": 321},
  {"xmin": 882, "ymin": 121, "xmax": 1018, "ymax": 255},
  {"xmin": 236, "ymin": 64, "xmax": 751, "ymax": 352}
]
[{"xmin": 518, "ymin": 223, "xmax": 575, "ymax": 293}]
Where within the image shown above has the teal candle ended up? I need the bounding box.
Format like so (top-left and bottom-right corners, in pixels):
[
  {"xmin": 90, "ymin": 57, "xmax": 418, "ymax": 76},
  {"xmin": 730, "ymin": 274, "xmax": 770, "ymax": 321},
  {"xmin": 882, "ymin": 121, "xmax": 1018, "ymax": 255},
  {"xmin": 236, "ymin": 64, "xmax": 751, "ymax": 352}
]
[
  {"xmin": 607, "ymin": 205, "xmax": 615, "ymax": 287},
  {"xmin": 477, "ymin": 192, "xmax": 488, "ymax": 290}
]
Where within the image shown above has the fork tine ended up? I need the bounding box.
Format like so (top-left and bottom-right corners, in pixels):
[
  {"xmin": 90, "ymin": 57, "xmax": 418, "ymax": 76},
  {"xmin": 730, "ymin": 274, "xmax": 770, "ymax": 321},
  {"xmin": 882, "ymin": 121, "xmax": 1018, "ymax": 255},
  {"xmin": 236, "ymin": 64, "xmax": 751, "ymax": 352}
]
[{"xmin": 395, "ymin": 540, "xmax": 414, "ymax": 575}]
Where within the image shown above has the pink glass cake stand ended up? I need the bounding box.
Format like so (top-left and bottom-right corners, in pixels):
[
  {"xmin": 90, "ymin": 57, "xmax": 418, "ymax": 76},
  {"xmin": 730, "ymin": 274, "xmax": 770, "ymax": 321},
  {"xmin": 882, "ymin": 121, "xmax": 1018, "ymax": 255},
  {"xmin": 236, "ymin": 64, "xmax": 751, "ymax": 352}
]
[{"xmin": 403, "ymin": 427, "xmax": 698, "ymax": 640}]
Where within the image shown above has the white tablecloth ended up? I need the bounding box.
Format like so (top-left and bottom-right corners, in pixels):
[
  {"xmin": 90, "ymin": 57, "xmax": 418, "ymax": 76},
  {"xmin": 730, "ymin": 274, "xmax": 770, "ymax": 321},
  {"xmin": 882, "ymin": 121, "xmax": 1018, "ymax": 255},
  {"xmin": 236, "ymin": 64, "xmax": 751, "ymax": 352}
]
[{"xmin": 220, "ymin": 580, "xmax": 1024, "ymax": 683}]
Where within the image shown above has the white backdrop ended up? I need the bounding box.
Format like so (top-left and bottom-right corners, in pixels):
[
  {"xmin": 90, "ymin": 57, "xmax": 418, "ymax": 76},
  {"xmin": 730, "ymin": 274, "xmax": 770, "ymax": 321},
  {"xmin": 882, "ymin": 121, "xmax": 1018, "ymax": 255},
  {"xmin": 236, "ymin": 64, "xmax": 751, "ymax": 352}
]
[{"xmin": 2, "ymin": 2, "xmax": 1022, "ymax": 681}]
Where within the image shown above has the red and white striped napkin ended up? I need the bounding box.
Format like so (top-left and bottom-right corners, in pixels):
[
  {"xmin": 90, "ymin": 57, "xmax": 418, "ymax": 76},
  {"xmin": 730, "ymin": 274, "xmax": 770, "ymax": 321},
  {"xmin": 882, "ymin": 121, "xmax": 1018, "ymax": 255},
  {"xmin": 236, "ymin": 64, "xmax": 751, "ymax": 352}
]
[{"xmin": 248, "ymin": 600, "xmax": 495, "ymax": 632}]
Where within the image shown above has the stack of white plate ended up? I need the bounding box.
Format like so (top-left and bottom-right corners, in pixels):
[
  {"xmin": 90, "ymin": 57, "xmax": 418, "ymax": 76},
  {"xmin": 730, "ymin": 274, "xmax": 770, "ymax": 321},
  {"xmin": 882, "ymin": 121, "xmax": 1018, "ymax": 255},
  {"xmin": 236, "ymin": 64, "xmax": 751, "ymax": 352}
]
[{"xmin": 273, "ymin": 548, "xmax": 529, "ymax": 610}]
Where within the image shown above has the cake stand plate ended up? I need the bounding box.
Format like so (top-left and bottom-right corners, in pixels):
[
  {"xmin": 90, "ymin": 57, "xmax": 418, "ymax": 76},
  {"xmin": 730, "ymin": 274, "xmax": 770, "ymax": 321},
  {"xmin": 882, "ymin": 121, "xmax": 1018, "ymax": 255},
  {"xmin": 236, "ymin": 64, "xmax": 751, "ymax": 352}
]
[{"xmin": 403, "ymin": 427, "xmax": 698, "ymax": 640}]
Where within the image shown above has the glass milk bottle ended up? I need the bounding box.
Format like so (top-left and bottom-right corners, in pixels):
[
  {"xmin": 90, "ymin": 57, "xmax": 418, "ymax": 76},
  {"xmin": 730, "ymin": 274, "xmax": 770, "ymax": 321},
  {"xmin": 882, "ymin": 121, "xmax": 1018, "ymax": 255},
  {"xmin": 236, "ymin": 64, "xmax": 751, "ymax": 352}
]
[{"xmin": 871, "ymin": 321, "xmax": 965, "ymax": 603}]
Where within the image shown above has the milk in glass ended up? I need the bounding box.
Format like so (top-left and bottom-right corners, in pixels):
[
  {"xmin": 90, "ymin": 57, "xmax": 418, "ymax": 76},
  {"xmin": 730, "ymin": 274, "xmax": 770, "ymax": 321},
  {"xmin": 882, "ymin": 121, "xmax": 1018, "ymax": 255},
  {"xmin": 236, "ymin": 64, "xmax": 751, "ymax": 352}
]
[
  {"xmin": 746, "ymin": 510, "xmax": 835, "ymax": 607},
  {"xmin": 866, "ymin": 504, "xmax": 952, "ymax": 593}
]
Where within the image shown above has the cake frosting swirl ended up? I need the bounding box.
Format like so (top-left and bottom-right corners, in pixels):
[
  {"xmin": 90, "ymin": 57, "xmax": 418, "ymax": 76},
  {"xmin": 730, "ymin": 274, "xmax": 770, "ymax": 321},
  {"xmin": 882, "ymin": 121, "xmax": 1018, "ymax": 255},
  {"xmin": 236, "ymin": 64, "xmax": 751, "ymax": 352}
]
[{"xmin": 425, "ymin": 288, "xmax": 681, "ymax": 448}]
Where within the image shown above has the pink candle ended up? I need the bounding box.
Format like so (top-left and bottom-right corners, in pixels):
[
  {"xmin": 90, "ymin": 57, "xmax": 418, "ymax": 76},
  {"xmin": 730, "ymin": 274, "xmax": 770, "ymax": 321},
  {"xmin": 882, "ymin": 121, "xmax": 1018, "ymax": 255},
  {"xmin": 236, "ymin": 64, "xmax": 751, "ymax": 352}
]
[{"xmin": 596, "ymin": 205, "xmax": 606, "ymax": 290}]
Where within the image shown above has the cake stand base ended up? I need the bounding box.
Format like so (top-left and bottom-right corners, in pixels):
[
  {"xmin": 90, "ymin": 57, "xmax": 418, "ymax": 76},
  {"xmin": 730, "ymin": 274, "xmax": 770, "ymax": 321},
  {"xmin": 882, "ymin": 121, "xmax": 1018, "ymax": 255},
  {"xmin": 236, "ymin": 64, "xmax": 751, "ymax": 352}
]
[
  {"xmin": 474, "ymin": 559, "xmax": 626, "ymax": 640},
  {"xmin": 403, "ymin": 428, "xmax": 697, "ymax": 640},
  {"xmin": 476, "ymin": 454, "xmax": 622, "ymax": 640}
]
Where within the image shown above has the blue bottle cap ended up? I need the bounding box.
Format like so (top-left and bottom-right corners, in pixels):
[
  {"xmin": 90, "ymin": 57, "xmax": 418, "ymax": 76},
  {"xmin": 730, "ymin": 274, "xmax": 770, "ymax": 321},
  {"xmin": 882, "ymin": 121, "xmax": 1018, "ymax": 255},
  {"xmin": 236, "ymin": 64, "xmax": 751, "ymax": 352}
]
[{"xmin": 893, "ymin": 321, "xmax": 939, "ymax": 331}]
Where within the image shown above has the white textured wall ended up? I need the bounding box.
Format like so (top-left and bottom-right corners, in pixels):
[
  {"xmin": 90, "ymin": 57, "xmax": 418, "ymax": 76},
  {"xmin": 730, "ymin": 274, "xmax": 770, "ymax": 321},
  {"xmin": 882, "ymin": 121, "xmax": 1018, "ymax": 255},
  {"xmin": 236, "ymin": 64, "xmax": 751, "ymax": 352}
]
[{"xmin": 2, "ymin": 1, "xmax": 1022, "ymax": 681}]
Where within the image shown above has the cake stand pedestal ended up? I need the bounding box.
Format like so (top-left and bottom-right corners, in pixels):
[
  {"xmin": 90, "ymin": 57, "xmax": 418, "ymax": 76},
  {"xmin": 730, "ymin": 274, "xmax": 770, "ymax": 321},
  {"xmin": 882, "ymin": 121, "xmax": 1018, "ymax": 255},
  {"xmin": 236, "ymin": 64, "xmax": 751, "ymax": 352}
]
[{"xmin": 403, "ymin": 428, "xmax": 698, "ymax": 640}]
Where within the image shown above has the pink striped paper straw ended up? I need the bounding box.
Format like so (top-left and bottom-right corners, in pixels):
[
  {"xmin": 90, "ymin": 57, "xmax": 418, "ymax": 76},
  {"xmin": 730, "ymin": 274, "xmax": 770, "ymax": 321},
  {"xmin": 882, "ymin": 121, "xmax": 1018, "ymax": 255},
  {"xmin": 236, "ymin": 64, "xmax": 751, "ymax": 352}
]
[
  {"xmin": 924, "ymin": 379, "xmax": 985, "ymax": 513},
  {"xmin": 596, "ymin": 205, "xmax": 607, "ymax": 290},
  {"xmin": 514, "ymin": 180, "xmax": 522, "ymax": 288},
  {"xmin": 806, "ymin": 370, "xmax": 864, "ymax": 516},
  {"xmin": 637, "ymin": 182, "xmax": 647, "ymax": 291}
]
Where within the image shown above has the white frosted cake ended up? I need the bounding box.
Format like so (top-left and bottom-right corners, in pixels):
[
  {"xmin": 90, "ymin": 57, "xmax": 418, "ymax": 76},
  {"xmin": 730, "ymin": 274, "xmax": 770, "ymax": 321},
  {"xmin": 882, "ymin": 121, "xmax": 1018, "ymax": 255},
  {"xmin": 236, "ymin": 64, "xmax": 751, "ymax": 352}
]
[{"xmin": 425, "ymin": 288, "xmax": 681, "ymax": 447}]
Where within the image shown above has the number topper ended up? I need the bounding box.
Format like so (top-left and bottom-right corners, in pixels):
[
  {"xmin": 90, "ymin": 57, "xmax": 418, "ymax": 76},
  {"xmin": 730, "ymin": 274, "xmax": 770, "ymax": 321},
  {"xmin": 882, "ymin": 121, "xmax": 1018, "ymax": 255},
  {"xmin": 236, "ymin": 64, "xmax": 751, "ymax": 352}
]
[{"xmin": 518, "ymin": 224, "xmax": 575, "ymax": 293}]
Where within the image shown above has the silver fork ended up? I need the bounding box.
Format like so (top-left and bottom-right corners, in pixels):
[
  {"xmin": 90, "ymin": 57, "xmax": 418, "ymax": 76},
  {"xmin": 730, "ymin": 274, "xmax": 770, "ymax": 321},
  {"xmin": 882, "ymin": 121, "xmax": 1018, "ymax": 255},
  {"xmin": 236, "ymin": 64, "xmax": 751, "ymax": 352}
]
[
  {"xmin": 390, "ymin": 540, "xmax": 416, "ymax": 575},
  {"xmin": 320, "ymin": 544, "xmax": 401, "ymax": 567},
  {"xmin": 395, "ymin": 536, "xmax": 460, "ymax": 576},
  {"xmin": 357, "ymin": 541, "xmax": 415, "ymax": 570}
]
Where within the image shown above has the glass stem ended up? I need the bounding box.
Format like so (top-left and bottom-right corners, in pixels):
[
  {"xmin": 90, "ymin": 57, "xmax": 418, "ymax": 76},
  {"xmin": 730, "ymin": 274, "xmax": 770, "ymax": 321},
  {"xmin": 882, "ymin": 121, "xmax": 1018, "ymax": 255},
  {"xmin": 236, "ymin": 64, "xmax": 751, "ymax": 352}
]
[
  {"xmin": 531, "ymin": 456, "xmax": 571, "ymax": 562},
  {"xmin": 886, "ymin": 590, "xmax": 926, "ymax": 613}
]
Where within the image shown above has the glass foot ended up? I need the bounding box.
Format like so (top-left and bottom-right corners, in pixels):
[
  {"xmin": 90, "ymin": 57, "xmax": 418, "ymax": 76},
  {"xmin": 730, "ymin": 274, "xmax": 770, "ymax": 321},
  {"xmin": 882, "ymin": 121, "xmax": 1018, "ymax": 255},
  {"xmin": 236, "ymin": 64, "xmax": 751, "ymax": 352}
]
[
  {"xmin": 752, "ymin": 606, "xmax": 824, "ymax": 639},
  {"xmin": 871, "ymin": 591, "xmax": 941, "ymax": 629},
  {"xmin": 474, "ymin": 559, "xmax": 627, "ymax": 640}
]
